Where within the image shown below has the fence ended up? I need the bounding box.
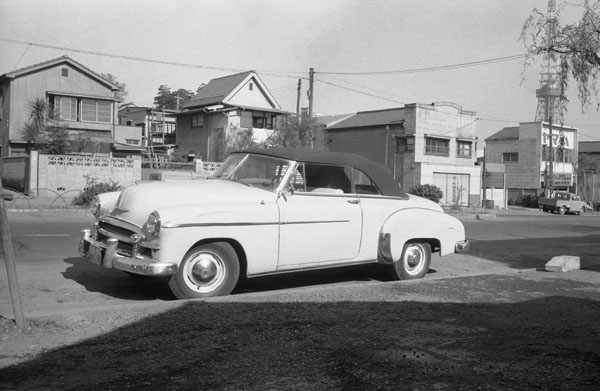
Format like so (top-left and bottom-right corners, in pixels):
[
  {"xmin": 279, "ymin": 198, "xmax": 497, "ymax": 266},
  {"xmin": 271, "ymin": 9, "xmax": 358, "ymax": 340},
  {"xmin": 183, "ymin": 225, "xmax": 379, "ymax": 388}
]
[{"xmin": 34, "ymin": 151, "xmax": 141, "ymax": 197}]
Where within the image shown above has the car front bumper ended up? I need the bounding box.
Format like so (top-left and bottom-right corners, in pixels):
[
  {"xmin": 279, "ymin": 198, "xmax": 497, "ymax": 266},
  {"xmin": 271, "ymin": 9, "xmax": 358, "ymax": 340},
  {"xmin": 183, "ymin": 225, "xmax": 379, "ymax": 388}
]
[{"xmin": 78, "ymin": 229, "xmax": 178, "ymax": 276}]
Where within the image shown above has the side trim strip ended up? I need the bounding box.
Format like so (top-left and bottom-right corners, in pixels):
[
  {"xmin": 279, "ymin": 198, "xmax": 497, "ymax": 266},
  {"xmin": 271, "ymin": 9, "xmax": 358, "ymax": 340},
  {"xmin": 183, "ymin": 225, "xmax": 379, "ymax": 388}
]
[{"xmin": 164, "ymin": 219, "xmax": 350, "ymax": 228}]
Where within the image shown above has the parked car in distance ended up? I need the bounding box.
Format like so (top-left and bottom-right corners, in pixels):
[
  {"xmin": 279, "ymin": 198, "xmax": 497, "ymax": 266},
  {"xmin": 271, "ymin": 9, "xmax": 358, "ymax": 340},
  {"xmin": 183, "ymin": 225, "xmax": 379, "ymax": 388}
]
[
  {"xmin": 538, "ymin": 191, "xmax": 588, "ymax": 215},
  {"xmin": 79, "ymin": 148, "xmax": 469, "ymax": 299}
]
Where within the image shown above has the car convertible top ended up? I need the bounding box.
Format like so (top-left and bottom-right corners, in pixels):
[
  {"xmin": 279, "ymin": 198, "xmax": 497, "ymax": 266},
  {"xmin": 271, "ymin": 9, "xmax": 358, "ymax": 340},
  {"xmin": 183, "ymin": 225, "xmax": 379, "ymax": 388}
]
[{"xmin": 232, "ymin": 148, "xmax": 408, "ymax": 198}]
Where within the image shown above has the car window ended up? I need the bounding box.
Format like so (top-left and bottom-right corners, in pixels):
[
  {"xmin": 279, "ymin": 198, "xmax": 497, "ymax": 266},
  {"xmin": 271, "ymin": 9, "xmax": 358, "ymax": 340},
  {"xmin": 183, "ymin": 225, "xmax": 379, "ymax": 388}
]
[
  {"xmin": 214, "ymin": 154, "xmax": 290, "ymax": 191},
  {"xmin": 352, "ymin": 168, "xmax": 382, "ymax": 195},
  {"xmin": 294, "ymin": 163, "xmax": 352, "ymax": 194}
]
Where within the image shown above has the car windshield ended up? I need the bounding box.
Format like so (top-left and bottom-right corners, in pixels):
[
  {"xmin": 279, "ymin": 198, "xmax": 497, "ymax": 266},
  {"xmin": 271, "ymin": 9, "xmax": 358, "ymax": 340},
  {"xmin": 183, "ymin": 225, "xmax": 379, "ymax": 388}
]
[{"xmin": 212, "ymin": 153, "xmax": 292, "ymax": 191}]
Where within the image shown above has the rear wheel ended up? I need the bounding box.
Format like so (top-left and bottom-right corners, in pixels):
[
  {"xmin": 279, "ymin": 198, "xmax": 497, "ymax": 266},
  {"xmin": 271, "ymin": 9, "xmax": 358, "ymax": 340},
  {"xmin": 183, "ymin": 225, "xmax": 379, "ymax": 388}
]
[
  {"xmin": 169, "ymin": 242, "xmax": 240, "ymax": 299},
  {"xmin": 389, "ymin": 242, "xmax": 431, "ymax": 280}
]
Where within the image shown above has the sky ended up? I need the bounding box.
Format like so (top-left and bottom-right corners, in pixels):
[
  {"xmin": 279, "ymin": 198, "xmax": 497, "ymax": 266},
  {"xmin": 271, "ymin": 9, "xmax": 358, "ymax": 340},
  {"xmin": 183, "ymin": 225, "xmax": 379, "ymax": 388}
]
[{"xmin": 1, "ymin": 0, "xmax": 600, "ymax": 150}]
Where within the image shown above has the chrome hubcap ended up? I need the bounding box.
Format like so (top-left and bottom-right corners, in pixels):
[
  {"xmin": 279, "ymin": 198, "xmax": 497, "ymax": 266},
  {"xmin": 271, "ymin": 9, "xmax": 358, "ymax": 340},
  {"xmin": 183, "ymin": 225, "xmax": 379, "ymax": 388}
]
[
  {"xmin": 184, "ymin": 251, "xmax": 226, "ymax": 293},
  {"xmin": 404, "ymin": 244, "xmax": 425, "ymax": 275}
]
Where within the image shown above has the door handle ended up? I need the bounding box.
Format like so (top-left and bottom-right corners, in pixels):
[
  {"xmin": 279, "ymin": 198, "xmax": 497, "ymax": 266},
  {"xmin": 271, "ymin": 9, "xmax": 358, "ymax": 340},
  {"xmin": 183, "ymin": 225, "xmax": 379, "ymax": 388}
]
[{"xmin": 347, "ymin": 199, "xmax": 360, "ymax": 204}]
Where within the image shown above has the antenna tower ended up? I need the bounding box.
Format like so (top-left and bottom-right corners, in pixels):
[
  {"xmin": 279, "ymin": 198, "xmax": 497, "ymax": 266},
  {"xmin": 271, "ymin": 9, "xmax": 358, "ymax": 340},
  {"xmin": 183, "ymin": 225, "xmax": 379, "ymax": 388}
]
[{"xmin": 534, "ymin": 0, "xmax": 563, "ymax": 123}]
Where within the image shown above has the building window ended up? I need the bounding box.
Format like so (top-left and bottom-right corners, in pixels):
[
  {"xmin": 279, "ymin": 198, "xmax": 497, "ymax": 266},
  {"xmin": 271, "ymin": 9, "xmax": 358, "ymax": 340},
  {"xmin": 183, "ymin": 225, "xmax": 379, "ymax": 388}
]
[
  {"xmin": 125, "ymin": 139, "xmax": 139, "ymax": 145},
  {"xmin": 249, "ymin": 82, "xmax": 253, "ymax": 91},
  {"xmin": 61, "ymin": 68, "xmax": 69, "ymax": 77},
  {"xmin": 0, "ymin": 89, "xmax": 3, "ymax": 120},
  {"xmin": 266, "ymin": 115, "xmax": 273, "ymax": 130},
  {"xmin": 457, "ymin": 141, "xmax": 473, "ymax": 158},
  {"xmin": 425, "ymin": 137, "xmax": 449, "ymax": 156},
  {"xmin": 81, "ymin": 99, "xmax": 112, "ymax": 123},
  {"xmin": 502, "ymin": 152, "xmax": 518, "ymax": 162},
  {"xmin": 191, "ymin": 114, "xmax": 203, "ymax": 128},
  {"xmin": 396, "ymin": 137, "xmax": 415, "ymax": 153},
  {"xmin": 54, "ymin": 96, "xmax": 78, "ymax": 121},
  {"xmin": 253, "ymin": 116, "xmax": 265, "ymax": 128}
]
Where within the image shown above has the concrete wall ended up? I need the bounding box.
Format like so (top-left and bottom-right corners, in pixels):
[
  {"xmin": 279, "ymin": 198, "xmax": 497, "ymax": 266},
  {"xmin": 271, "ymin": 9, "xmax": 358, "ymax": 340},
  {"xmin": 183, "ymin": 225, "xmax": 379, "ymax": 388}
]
[{"xmin": 34, "ymin": 152, "xmax": 141, "ymax": 196}]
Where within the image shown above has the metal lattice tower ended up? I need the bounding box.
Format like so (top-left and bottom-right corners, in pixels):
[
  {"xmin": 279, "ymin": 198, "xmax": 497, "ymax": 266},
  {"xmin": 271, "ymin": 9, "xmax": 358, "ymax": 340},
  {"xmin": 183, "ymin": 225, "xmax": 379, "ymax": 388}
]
[{"xmin": 534, "ymin": 0, "xmax": 564, "ymax": 123}]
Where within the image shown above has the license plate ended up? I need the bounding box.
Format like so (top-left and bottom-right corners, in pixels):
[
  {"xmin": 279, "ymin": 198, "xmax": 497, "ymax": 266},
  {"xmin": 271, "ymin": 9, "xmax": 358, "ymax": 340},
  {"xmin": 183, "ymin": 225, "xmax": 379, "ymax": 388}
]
[{"xmin": 89, "ymin": 244, "xmax": 104, "ymax": 266}]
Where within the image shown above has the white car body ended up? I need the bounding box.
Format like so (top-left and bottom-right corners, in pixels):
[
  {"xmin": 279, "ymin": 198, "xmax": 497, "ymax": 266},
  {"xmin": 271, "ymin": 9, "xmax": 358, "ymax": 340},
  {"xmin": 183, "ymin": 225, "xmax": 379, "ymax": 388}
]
[{"xmin": 79, "ymin": 149, "xmax": 468, "ymax": 299}]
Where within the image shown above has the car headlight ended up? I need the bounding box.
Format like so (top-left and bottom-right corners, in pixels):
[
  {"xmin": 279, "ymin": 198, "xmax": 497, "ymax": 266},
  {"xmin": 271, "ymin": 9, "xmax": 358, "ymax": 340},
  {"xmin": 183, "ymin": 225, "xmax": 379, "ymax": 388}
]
[
  {"xmin": 90, "ymin": 196, "xmax": 102, "ymax": 218},
  {"xmin": 146, "ymin": 212, "xmax": 161, "ymax": 235}
]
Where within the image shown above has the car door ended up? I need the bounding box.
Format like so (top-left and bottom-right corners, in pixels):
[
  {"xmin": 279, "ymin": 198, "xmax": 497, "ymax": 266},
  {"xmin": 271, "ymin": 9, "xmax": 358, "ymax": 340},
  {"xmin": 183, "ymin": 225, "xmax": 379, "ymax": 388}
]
[{"xmin": 277, "ymin": 163, "xmax": 362, "ymax": 269}]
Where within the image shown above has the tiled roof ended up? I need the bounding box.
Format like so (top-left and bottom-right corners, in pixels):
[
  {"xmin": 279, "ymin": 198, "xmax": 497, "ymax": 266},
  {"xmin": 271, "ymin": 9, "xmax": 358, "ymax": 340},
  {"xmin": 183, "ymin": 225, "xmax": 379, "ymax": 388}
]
[
  {"xmin": 327, "ymin": 107, "xmax": 405, "ymax": 130},
  {"xmin": 184, "ymin": 71, "xmax": 254, "ymax": 109},
  {"xmin": 485, "ymin": 127, "xmax": 520, "ymax": 141},
  {"xmin": 579, "ymin": 141, "xmax": 600, "ymax": 153},
  {"xmin": 0, "ymin": 55, "xmax": 117, "ymax": 90}
]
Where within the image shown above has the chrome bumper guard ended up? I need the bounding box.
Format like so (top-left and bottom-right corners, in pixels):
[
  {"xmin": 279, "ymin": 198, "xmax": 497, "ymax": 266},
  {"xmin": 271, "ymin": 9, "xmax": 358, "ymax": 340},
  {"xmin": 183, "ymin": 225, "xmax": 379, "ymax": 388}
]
[
  {"xmin": 455, "ymin": 240, "xmax": 469, "ymax": 253},
  {"xmin": 78, "ymin": 229, "xmax": 177, "ymax": 276}
]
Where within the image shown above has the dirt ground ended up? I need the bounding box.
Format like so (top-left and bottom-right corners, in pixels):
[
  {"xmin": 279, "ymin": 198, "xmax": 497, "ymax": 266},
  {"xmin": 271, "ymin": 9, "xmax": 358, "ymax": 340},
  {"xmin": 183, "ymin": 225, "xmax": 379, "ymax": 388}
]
[{"xmin": 1, "ymin": 270, "xmax": 599, "ymax": 391}]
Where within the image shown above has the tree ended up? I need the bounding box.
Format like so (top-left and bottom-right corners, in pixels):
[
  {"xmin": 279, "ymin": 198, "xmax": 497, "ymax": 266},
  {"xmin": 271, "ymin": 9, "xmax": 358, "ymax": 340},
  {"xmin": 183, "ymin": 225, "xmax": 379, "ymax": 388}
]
[
  {"xmin": 21, "ymin": 97, "xmax": 48, "ymax": 146},
  {"xmin": 521, "ymin": 0, "xmax": 600, "ymax": 109},
  {"xmin": 266, "ymin": 115, "xmax": 323, "ymax": 149},
  {"xmin": 153, "ymin": 85, "xmax": 194, "ymax": 110},
  {"xmin": 21, "ymin": 97, "xmax": 72, "ymax": 155},
  {"xmin": 102, "ymin": 73, "xmax": 128, "ymax": 101}
]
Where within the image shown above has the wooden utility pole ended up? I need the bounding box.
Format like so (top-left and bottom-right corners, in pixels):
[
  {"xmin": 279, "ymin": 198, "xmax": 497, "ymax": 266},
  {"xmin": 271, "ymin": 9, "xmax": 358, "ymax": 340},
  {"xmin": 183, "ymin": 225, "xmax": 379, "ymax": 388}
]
[
  {"xmin": 296, "ymin": 79, "xmax": 302, "ymax": 118},
  {"xmin": 308, "ymin": 68, "xmax": 314, "ymax": 117},
  {"xmin": 0, "ymin": 179, "xmax": 26, "ymax": 329}
]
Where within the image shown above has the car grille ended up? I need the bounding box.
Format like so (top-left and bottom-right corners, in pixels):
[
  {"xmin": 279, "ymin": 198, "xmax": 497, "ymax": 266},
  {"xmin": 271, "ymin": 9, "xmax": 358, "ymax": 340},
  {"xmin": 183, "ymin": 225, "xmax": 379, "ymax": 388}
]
[{"xmin": 95, "ymin": 221, "xmax": 152, "ymax": 258}]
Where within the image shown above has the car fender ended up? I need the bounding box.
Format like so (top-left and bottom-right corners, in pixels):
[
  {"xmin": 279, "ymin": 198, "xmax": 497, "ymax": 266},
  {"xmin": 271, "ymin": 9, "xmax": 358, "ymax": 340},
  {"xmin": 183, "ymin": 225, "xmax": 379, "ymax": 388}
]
[
  {"xmin": 379, "ymin": 208, "xmax": 466, "ymax": 262},
  {"xmin": 151, "ymin": 202, "xmax": 281, "ymax": 275}
]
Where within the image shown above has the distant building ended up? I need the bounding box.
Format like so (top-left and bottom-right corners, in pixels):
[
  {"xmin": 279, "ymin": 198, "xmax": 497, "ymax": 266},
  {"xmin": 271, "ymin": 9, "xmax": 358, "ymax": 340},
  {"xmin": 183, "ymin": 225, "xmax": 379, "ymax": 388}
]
[
  {"xmin": 176, "ymin": 71, "xmax": 287, "ymax": 161},
  {"xmin": 326, "ymin": 102, "xmax": 480, "ymax": 206},
  {"xmin": 118, "ymin": 105, "xmax": 178, "ymax": 148},
  {"xmin": 484, "ymin": 122, "xmax": 578, "ymax": 205},
  {"xmin": 0, "ymin": 55, "xmax": 142, "ymax": 157}
]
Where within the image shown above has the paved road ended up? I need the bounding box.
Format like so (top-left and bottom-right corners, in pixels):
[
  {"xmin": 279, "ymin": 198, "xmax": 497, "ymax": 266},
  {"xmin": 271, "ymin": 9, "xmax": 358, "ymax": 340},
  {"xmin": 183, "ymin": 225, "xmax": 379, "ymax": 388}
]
[{"xmin": 1, "ymin": 213, "xmax": 599, "ymax": 318}]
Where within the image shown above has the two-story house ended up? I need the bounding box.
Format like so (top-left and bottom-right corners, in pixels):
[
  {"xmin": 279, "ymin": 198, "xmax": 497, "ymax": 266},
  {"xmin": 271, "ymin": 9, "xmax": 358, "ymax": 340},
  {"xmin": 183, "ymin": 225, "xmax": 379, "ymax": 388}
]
[
  {"xmin": 0, "ymin": 55, "xmax": 142, "ymax": 157},
  {"xmin": 326, "ymin": 102, "xmax": 481, "ymax": 206},
  {"xmin": 176, "ymin": 71, "xmax": 287, "ymax": 161}
]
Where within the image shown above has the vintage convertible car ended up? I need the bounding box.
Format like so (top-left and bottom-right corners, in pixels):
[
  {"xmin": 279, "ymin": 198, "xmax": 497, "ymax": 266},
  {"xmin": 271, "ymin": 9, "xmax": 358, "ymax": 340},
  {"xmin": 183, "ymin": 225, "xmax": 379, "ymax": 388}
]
[{"xmin": 79, "ymin": 148, "xmax": 468, "ymax": 299}]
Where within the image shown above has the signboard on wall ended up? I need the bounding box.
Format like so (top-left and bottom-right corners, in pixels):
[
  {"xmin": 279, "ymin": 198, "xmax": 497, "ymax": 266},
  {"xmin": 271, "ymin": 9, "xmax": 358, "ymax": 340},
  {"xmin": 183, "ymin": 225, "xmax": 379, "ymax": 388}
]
[
  {"xmin": 542, "ymin": 128, "xmax": 574, "ymax": 149},
  {"xmin": 552, "ymin": 173, "xmax": 573, "ymax": 186}
]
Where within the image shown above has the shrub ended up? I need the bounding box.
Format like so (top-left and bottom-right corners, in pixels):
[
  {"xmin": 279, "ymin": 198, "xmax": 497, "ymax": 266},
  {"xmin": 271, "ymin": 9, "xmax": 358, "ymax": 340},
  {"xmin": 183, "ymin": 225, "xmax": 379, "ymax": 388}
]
[
  {"xmin": 73, "ymin": 176, "xmax": 123, "ymax": 206},
  {"xmin": 408, "ymin": 184, "xmax": 443, "ymax": 203}
]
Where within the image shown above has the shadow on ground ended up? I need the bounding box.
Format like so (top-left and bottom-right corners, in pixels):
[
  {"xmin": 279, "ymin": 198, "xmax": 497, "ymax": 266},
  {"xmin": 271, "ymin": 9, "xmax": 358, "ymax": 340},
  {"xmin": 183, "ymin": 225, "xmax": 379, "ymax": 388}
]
[
  {"xmin": 1, "ymin": 295, "xmax": 599, "ymax": 391},
  {"xmin": 468, "ymin": 233, "xmax": 600, "ymax": 271}
]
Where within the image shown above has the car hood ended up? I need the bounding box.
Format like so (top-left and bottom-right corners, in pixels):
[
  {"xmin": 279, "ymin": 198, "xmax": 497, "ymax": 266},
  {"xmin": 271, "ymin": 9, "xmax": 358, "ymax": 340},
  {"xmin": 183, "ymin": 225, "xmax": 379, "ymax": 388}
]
[{"xmin": 111, "ymin": 179, "xmax": 276, "ymax": 225}]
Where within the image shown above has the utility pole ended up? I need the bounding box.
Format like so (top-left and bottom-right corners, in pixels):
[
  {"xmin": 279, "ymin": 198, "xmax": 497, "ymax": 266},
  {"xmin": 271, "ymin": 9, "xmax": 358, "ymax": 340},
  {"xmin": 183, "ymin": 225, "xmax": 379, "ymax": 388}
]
[
  {"xmin": 0, "ymin": 178, "xmax": 26, "ymax": 329},
  {"xmin": 308, "ymin": 68, "xmax": 314, "ymax": 118},
  {"xmin": 296, "ymin": 79, "xmax": 302, "ymax": 118}
]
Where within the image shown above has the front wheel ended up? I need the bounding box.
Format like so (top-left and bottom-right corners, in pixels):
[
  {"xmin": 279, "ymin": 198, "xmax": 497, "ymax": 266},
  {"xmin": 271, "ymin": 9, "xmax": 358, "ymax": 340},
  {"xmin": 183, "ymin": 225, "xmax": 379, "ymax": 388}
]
[
  {"xmin": 169, "ymin": 242, "xmax": 240, "ymax": 299},
  {"xmin": 579, "ymin": 206, "xmax": 586, "ymax": 215},
  {"xmin": 389, "ymin": 242, "xmax": 431, "ymax": 280},
  {"xmin": 558, "ymin": 206, "xmax": 566, "ymax": 215}
]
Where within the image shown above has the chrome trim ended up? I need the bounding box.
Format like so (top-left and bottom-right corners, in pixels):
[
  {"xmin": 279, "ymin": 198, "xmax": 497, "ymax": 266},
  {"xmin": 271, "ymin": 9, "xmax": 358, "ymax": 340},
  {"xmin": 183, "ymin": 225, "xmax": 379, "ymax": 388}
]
[
  {"xmin": 164, "ymin": 219, "xmax": 350, "ymax": 228},
  {"xmin": 97, "ymin": 227, "xmax": 139, "ymax": 243},
  {"xmin": 79, "ymin": 236, "xmax": 175, "ymax": 276}
]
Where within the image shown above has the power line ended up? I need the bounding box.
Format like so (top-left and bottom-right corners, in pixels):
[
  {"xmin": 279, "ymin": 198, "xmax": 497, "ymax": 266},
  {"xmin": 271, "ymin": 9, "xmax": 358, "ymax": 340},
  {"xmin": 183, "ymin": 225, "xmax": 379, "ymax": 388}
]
[
  {"xmin": 317, "ymin": 78, "xmax": 405, "ymax": 105},
  {"xmin": 318, "ymin": 54, "xmax": 527, "ymax": 76},
  {"xmin": 0, "ymin": 37, "xmax": 305, "ymax": 79}
]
